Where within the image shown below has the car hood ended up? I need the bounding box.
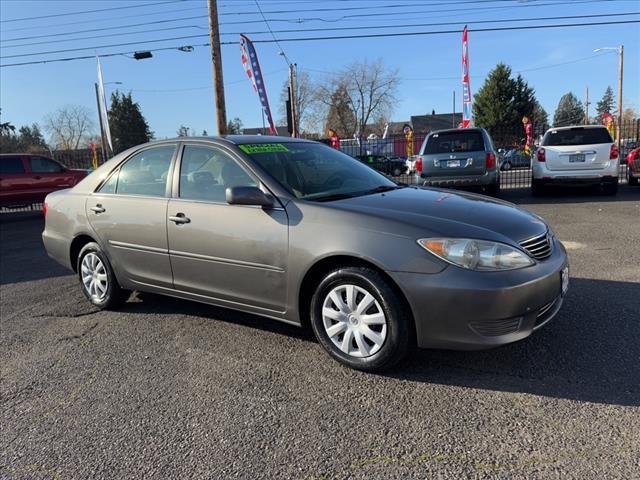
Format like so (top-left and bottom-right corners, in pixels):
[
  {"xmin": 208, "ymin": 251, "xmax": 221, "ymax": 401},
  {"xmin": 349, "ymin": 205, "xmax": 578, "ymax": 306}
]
[{"xmin": 329, "ymin": 187, "xmax": 548, "ymax": 244}]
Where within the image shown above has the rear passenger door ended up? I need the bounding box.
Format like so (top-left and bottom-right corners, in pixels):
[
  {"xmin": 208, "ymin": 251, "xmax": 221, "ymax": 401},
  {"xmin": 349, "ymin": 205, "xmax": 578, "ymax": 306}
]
[
  {"xmin": 28, "ymin": 156, "xmax": 75, "ymax": 201},
  {"xmin": 0, "ymin": 156, "xmax": 30, "ymax": 205},
  {"xmin": 167, "ymin": 144, "xmax": 289, "ymax": 312},
  {"xmin": 87, "ymin": 144, "xmax": 177, "ymax": 289}
]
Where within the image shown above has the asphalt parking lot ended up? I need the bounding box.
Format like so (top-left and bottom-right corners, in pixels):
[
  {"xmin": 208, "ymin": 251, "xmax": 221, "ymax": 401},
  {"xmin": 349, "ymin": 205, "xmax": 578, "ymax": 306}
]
[{"xmin": 1, "ymin": 187, "xmax": 639, "ymax": 479}]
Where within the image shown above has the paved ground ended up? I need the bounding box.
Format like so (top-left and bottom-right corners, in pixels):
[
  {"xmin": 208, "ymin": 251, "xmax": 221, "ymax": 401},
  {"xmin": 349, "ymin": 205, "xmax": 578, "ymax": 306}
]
[{"xmin": 1, "ymin": 187, "xmax": 639, "ymax": 479}]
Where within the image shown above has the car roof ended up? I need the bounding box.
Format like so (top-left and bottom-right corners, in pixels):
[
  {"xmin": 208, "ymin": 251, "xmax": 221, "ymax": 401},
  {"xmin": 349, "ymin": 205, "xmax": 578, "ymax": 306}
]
[
  {"xmin": 545, "ymin": 125, "xmax": 608, "ymax": 132},
  {"xmin": 145, "ymin": 135, "xmax": 316, "ymax": 146},
  {"xmin": 429, "ymin": 127, "xmax": 485, "ymax": 135}
]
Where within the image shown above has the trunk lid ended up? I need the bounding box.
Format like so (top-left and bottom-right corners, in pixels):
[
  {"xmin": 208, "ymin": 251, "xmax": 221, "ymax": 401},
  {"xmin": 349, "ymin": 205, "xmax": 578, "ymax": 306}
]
[
  {"xmin": 421, "ymin": 129, "xmax": 489, "ymax": 177},
  {"xmin": 542, "ymin": 126, "xmax": 614, "ymax": 171}
]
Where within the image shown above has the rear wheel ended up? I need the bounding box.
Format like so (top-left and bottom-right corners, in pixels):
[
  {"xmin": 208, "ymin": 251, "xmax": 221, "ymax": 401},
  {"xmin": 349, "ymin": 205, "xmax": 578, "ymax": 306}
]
[
  {"xmin": 310, "ymin": 266, "xmax": 412, "ymax": 372},
  {"xmin": 77, "ymin": 242, "xmax": 128, "ymax": 310},
  {"xmin": 629, "ymin": 171, "xmax": 638, "ymax": 186}
]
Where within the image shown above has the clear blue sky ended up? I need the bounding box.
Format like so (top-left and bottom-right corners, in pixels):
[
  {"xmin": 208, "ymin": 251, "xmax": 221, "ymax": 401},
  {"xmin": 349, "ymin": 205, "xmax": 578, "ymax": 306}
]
[{"xmin": 1, "ymin": 0, "xmax": 638, "ymax": 140}]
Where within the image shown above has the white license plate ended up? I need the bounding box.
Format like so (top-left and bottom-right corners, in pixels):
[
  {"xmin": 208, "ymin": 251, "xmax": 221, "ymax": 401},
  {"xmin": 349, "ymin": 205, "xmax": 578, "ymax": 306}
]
[
  {"xmin": 447, "ymin": 160, "xmax": 461, "ymax": 168},
  {"xmin": 569, "ymin": 154, "xmax": 585, "ymax": 162},
  {"xmin": 561, "ymin": 266, "xmax": 569, "ymax": 296}
]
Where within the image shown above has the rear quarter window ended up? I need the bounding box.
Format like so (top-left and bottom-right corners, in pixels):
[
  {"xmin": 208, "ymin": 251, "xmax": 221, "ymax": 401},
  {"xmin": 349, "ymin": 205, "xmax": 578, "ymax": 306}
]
[
  {"xmin": 543, "ymin": 127, "xmax": 612, "ymax": 146},
  {"xmin": 422, "ymin": 131, "xmax": 485, "ymax": 154},
  {"xmin": 0, "ymin": 157, "xmax": 25, "ymax": 174}
]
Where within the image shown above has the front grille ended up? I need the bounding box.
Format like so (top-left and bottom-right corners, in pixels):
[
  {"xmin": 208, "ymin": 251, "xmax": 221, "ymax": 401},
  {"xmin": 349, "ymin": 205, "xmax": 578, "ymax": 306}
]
[
  {"xmin": 519, "ymin": 231, "xmax": 553, "ymax": 260},
  {"xmin": 469, "ymin": 317, "xmax": 523, "ymax": 337}
]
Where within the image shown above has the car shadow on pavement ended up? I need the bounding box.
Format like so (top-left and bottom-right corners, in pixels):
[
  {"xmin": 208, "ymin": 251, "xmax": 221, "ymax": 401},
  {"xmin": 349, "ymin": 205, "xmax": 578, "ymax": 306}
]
[
  {"xmin": 0, "ymin": 212, "xmax": 71, "ymax": 285},
  {"xmin": 500, "ymin": 185, "xmax": 640, "ymax": 205},
  {"xmin": 123, "ymin": 292, "xmax": 315, "ymax": 342},
  {"xmin": 390, "ymin": 277, "xmax": 640, "ymax": 407}
]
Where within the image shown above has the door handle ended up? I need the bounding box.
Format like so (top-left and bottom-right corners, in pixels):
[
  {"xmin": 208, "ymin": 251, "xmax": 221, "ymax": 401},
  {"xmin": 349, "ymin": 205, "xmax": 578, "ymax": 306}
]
[
  {"xmin": 90, "ymin": 204, "xmax": 106, "ymax": 214},
  {"xmin": 169, "ymin": 213, "xmax": 190, "ymax": 224},
  {"xmin": 34, "ymin": 176, "xmax": 42, "ymax": 180}
]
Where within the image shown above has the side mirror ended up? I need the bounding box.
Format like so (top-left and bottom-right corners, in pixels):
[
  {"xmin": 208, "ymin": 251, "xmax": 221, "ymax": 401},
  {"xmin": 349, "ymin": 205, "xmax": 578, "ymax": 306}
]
[{"xmin": 225, "ymin": 186, "xmax": 274, "ymax": 207}]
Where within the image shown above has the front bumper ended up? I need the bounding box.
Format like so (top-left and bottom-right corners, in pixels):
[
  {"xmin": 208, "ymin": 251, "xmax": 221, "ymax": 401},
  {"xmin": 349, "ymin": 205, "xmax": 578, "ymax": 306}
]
[{"xmin": 389, "ymin": 238, "xmax": 568, "ymax": 350}]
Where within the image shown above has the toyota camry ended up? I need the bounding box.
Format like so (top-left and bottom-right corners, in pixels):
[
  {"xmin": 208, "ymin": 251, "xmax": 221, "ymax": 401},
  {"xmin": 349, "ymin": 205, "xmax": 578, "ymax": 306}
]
[{"xmin": 42, "ymin": 136, "xmax": 569, "ymax": 371}]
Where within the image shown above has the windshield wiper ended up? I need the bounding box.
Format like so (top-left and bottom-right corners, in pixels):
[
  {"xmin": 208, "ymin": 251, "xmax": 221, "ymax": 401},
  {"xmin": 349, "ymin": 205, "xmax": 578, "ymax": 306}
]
[
  {"xmin": 311, "ymin": 192, "xmax": 359, "ymax": 202},
  {"xmin": 362, "ymin": 185, "xmax": 406, "ymax": 195}
]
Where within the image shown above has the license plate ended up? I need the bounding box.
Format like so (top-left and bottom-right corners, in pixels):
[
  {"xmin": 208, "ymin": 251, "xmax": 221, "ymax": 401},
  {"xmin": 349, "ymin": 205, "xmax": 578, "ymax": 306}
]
[
  {"xmin": 561, "ymin": 266, "xmax": 569, "ymax": 296},
  {"xmin": 569, "ymin": 154, "xmax": 585, "ymax": 162},
  {"xmin": 447, "ymin": 160, "xmax": 460, "ymax": 168}
]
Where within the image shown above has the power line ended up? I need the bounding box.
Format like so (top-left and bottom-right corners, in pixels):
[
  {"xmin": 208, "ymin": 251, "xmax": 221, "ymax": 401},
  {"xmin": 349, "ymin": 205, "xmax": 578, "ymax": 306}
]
[
  {"xmin": 0, "ymin": 1, "xmax": 184, "ymax": 23},
  {"xmin": 254, "ymin": 0, "xmax": 291, "ymax": 65},
  {"xmin": 0, "ymin": 0, "xmax": 615, "ymax": 35},
  {"xmin": 3, "ymin": 12, "xmax": 636, "ymax": 49},
  {"xmin": 2, "ymin": 19, "xmax": 639, "ymax": 67}
]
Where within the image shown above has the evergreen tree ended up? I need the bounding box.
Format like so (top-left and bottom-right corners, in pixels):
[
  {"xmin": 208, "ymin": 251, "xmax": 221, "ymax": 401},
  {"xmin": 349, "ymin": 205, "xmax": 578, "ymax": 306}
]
[
  {"xmin": 553, "ymin": 93, "xmax": 585, "ymax": 127},
  {"xmin": 108, "ymin": 91, "xmax": 152, "ymax": 154},
  {"xmin": 17, "ymin": 124, "xmax": 48, "ymax": 152},
  {"xmin": 177, "ymin": 125, "xmax": 191, "ymax": 137},
  {"xmin": 226, "ymin": 118, "xmax": 243, "ymax": 134},
  {"xmin": 532, "ymin": 101, "xmax": 549, "ymax": 130},
  {"xmin": 325, "ymin": 82, "xmax": 356, "ymax": 137},
  {"xmin": 595, "ymin": 86, "xmax": 615, "ymax": 122}
]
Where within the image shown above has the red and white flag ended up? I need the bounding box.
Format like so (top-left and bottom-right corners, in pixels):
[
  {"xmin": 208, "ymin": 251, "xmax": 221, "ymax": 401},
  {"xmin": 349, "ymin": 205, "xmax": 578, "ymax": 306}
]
[
  {"xmin": 240, "ymin": 34, "xmax": 277, "ymax": 135},
  {"xmin": 462, "ymin": 26, "xmax": 473, "ymax": 128}
]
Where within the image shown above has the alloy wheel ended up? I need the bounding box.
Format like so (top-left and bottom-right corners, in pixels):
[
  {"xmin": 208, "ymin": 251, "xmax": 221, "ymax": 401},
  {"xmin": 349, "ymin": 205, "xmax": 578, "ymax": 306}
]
[
  {"xmin": 322, "ymin": 284, "xmax": 388, "ymax": 358},
  {"xmin": 81, "ymin": 252, "xmax": 108, "ymax": 301}
]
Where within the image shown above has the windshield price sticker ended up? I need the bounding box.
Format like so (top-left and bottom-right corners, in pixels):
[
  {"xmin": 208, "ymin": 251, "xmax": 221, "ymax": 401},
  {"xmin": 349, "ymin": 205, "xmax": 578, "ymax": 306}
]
[{"xmin": 239, "ymin": 144, "xmax": 289, "ymax": 154}]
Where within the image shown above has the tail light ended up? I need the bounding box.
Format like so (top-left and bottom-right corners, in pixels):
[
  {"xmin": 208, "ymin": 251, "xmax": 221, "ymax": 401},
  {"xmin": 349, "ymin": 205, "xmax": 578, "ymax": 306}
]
[
  {"xmin": 43, "ymin": 202, "xmax": 48, "ymax": 218},
  {"xmin": 610, "ymin": 144, "xmax": 619, "ymax": 160},
  {"xmin": 537, "ymin": 148, "xmax": 546, "ymax": 162},
  {"xmin": 486, "ymin": 152, "xmax": 496, "ymax": 169},
  {"xmin": 415, "ymin": 156, "xmax": 423, "ymax": 174}
]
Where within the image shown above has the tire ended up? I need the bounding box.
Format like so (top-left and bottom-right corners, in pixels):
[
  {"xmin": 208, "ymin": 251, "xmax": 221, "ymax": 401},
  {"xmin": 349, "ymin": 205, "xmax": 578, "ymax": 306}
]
[
  {"xmin": 629, "ymin": 172, "xmax": 638, "ymax": 186},
  {"xmin": 501, "ymin": 161, "xmax": 512, "ymax": 171},
  {"xmin": 310, "ymin": 266, "xmax": 412, "ymax": 372},
  {"xmin": 602, "ymin": 179, "xmax": 618, "ymax": 196},
  {"xmin": 485, "ymin": 183, "xmax": 500, "ymax": 197},
  {"xmin": 531, "ymin": 179, "xmax": 545, "ymax": 197},
  {"xmin": 77, "ymin": 242, "xmax": 128, "ymax": 310}
]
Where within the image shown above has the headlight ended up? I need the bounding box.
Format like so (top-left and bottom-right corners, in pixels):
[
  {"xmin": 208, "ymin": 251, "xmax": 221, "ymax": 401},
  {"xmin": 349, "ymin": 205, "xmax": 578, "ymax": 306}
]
[{"xmin": 417, "ymin": 238, "xmax": 534, "ymax": 271}]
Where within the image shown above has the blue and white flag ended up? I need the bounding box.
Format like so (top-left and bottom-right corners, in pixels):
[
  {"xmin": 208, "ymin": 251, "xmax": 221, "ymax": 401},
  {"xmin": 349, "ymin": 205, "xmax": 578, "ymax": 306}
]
[
  {"xmin": 240, "ymin": 34, "xmax": 277, "ymax": 135},
  {"xmin": 96, "ymin": 57, "xmax": 113, "ymax": 151}
]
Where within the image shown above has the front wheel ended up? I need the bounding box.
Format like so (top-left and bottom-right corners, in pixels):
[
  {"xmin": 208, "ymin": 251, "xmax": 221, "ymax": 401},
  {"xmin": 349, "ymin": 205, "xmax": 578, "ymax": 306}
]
[
  {"xmin": 310, "ymin": 267, "xmax": 412, "ymax": 372},
  {"xmin": 78, "ymin": 242, "xmax": 128, "ymax": 310},
  {"xmin": 531, "ymin": 179, "xmax": 545, "ymax": 197}
]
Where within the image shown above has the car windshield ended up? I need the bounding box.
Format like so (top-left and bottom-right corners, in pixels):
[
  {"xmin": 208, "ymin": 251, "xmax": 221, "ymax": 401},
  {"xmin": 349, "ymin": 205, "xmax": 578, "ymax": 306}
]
[
  {"xmin": 423, "ymin": 130, "xmax": 485, "ymax": 154},
  {"xmin": 543, "ymin": 127, "xmax": 612, "ymax": 146},
  {"xmin": 238, "ymin": 142, "xmax": 399, "ymax": 201}
]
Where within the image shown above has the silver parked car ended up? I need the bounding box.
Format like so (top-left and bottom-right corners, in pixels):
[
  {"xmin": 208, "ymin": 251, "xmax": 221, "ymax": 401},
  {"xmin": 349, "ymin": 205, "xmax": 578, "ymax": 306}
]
[
  {"xmin": 416, "ymin": 128, "xmax": 500, "ymax": 196},
  {"xmin": 43, "ymin": 137, "xmax": 569, "ymax": 371}
]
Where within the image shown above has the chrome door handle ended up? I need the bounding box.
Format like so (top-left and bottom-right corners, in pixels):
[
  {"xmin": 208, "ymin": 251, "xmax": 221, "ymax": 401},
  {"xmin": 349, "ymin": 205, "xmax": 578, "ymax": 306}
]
[
  {"xmin": 169, "ymin": 213, "xmax": 190, "ymax": 224},
  {"xmin": 90, "ymin": 205, "xmax": 105, "ymax": 213}
]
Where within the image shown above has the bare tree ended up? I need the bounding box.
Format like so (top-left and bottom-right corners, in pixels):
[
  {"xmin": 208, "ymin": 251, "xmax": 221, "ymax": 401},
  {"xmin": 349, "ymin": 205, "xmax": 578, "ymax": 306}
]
[
  {"xmin": 317, "ymin": 59, "xmax": 399, "ymax": 138},
  {"xmin": 44, "ymin": 105, "xmax": 95, "ymax": 150}
]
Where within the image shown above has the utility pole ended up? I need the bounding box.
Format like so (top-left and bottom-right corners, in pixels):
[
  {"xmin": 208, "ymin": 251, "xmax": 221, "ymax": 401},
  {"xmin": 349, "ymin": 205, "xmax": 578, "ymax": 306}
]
[
  {"xmin": 288, "ymin": 63, "xmax": 298, "ymax": 137},
  {"xmin": 616, "ymin": 44, "xmax": 624, "ymax": 148},
  {"xmin": 584, "ymin": 86, "xmax": 590, "ymax": 125},
  {"xmin": 208, "ymin": 0, "xmax": 227, "ymax": 135},
  {"xmin": 94, "ymin": 82, "xmax": 108, "ymax": 163}
]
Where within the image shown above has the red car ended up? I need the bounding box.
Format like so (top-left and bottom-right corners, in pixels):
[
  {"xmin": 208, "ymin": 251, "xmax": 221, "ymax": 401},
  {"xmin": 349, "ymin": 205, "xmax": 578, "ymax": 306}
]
[
  {"xmin": 627, "ymin": 147, "xmax": 640, "ymax": 186},
  {"xmin": 0, "ymin": 154, "xmax": 88, "ymax": 207}
]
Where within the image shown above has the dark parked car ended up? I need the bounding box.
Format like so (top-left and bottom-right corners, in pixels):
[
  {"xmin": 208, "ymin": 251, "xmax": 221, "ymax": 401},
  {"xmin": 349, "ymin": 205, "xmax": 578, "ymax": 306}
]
[
  {"xmin": 627, "ymin": 147, "xmax": 640, "ymax": 186},
  {"xmin": 42, "ymin": 136, "xmax": 568, "ymax": 371},
  {"xmin": 500, "ymin": 148, "xmax": 532, "ymax": 170},
  {"xmin": 0, "ymin": 153, "xmax": 88, "ymax": 207},
  {"xmin": 415, "ymin": 128, "xmax": 500, "ymax": 196},
  {"xmin": 355, "ymin": 154, "xmax": 407, "ymax": 177}
]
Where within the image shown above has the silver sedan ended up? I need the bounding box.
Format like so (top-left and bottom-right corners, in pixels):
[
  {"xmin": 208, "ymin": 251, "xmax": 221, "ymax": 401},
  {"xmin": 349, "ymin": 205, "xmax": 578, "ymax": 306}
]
[{"xmin": 43, "ymin": 136, "xmax": 569, "ymax": 371}]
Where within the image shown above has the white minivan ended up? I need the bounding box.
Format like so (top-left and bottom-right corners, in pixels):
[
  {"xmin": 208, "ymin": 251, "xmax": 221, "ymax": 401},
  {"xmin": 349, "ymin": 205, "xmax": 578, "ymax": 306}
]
[{"xmin": 532, "ymin": 125, "xmax": 619, "ymax": 195}]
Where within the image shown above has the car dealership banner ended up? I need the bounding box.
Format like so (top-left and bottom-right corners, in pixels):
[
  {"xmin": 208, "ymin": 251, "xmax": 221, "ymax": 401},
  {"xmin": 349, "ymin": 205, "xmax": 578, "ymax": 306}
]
[
  {"xmin": 240, "ymin": 34, "xmax": 277, "ymax": 135},
  {"xmin": 96, "ymin": 57, "xmax": 113, "ymax": 152},
  {"xmin": 462, "ymin": 26, "xmax": 473, "ymax": 129}
]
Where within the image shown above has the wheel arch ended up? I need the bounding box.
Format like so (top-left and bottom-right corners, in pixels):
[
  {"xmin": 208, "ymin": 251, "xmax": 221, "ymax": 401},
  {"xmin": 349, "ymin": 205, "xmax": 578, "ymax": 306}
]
[
  {"xmin": 297, "ymin": 255, "xmax": 416, "ymax": 342},
  {"xmin": 69, "ymin": 233, "xmax": 98, "ymax": 272}
]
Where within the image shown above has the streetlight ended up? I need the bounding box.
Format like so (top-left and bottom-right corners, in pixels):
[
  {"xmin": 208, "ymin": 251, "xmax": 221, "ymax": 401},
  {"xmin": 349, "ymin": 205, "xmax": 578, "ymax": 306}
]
[{"xmin": 594, "ymin": 46, "xmax": 624, "ymax": 147}]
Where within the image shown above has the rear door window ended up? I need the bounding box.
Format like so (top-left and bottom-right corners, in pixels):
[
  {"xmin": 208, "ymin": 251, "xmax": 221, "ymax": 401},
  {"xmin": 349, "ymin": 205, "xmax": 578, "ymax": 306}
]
[
  {"xmin": 29, "ymin": 157, "xmax": 65, "ymax": 173},
  {"xmin": 423, "ymin": 131, "xmax": 485, "ymax": 154},
  {"xmin": 0, "ymin": 157, "xmax": 25, "ymax": 174},
  {"xmin": 112, "ymin": 145, "xmax": 176, "ymax": 197},
  {"xmin": 543, "ymin": 127, "xmax": 612, "ymax": 146}
]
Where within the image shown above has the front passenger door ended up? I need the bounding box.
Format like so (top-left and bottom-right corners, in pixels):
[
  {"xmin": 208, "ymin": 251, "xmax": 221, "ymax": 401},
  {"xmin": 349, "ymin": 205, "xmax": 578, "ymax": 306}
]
[{"xmin": 167, "ymin": 144, "xmax": 289, "ymax": 313}]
